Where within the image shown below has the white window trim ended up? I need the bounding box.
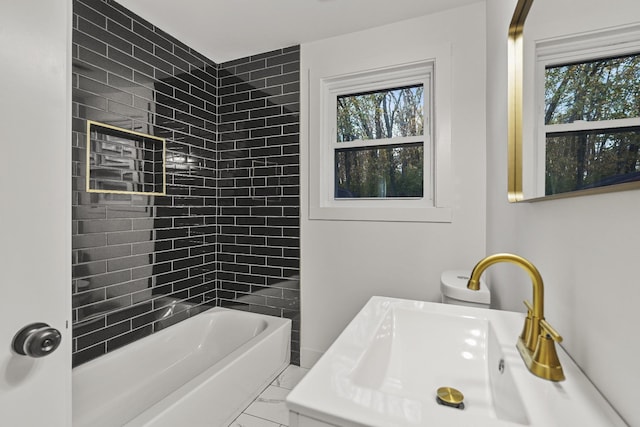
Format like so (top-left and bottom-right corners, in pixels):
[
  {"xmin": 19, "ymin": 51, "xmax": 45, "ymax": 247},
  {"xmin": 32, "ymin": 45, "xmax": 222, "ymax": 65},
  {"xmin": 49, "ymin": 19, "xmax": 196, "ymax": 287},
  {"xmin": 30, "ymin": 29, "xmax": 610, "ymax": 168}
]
[
  {"xmin": 533, "ymin": 23, "xmax": 640, "ymax": 195},
  {"xmin": 309, "ymin": 50, "xmax": 452, "ymax": 223}
]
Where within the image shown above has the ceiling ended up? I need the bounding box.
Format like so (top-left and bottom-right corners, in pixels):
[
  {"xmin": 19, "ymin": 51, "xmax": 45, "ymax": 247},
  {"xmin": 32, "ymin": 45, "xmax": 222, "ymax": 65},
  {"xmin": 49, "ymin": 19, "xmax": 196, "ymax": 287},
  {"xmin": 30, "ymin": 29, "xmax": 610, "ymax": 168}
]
[{"xmin": 117, "ymin": 0, "xmax": 482, "ymax": 64}]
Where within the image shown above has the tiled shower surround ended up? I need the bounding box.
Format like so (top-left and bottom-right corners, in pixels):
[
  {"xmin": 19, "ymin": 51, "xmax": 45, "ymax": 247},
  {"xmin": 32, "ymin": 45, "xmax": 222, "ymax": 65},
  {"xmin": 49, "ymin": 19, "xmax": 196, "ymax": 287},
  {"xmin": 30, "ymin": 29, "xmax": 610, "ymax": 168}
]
[{"xmin": 72, "ymin": 0, "xmax": 300, "ymax": 366}]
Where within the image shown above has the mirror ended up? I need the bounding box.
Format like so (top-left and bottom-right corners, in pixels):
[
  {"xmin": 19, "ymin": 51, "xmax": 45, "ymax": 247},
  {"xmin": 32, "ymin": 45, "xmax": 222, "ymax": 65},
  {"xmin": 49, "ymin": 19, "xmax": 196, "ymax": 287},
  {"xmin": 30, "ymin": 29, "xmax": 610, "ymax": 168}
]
[{"xmin": 508, "ymin": 0, "xmax": 640, "ymax": 201}]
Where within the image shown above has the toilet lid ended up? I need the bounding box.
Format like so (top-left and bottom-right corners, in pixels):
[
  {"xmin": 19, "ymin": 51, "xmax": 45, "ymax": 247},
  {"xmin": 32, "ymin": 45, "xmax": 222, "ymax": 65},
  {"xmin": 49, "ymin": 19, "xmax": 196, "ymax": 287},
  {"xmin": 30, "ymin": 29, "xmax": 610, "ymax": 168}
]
[{"xmin": 440, "ymin": 270, "xmax": 490, "ymax": 304}]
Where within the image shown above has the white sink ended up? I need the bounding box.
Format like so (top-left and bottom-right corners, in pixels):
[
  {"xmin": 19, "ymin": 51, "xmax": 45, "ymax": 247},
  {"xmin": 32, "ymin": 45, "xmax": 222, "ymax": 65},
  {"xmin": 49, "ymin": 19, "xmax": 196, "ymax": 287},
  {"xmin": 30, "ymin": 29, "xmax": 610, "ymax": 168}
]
[{"xmin": 286, "ymin": 297, "xmax": 627, "ymax": 427}]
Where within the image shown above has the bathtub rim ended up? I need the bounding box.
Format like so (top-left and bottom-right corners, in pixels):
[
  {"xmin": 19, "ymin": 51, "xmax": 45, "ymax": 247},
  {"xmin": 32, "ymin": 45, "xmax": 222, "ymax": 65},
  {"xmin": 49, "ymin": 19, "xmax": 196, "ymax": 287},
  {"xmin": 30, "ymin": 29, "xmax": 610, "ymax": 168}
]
[{"xmin": 72, "ymin": 305, "xmax": 292, "ymax": 427}]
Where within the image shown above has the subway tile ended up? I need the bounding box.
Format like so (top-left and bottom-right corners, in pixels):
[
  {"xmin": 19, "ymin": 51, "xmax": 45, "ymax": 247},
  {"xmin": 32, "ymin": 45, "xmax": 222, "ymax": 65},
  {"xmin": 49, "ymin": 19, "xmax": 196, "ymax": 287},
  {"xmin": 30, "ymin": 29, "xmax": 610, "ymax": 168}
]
[
  {"xmin": 236, "ymin": 99, "xmax": 266, "ymax": 112},
  {"xmin": 250, "ymin": 65, "xmax": 283, "ymax": 81},
  {"xmin": 73, "ymin": 260, "xmax": 108, "ymax": 278},
  {"xmin": 283, "ymin": 61, "xmax": 300, "ymax": 75},
  {"xmin": 107, "ymin": 46, "xmax": 154, "ymax": 77},
  {"xmin": 106, "ymin": 230, "xmax": 153, "ymax": 245},
  {"xmin": 77, "ymin": 270, "xmax": 132, "ymax": 291},
  {"xmin": 77, "ymin": 17, "xmax": 132, "ymax": 54},
  {"xmin": 221, "ymin": 92, "xmax": 249, "ymax": 104},
  {"xmin": 250, "ymin": 48, "xmax": 284, "ymax": 62},
  {"xmin": 270, "ymin": 92, "xmax": 299, "ymax": 106},
  {"xmin": 267, "ymin": 72, "xmax": 299, "ymax": 87},
  {"xmin": 132, "ymin": 21, "xmax": 172, "ymax": 51},
  {"xmin": 107, "ymin": 254, "xmax": 153, "ymax": 272},
  {"xmin": 76, "ymin": 295, "xmax": 131, "ymax": 323},
  {"xmin": 73, "ymin": 316, "xmax": 106, "ymax": 338},
  {"xmin": 249, "ymin": 304, "xmax": 281, "ymax": 317},
  {"xmin": 73, "ymin": 206, "xmax": 106, "ymax": 220},
  {"xmin": 250, "ymin": 126, "xmax": 282, "ymax": 138},
  {"xmin": 235, "ymin": 59, "xmax": 267, "ymax": 74},
  {"xmin": 73, "ymin": 29, "xmax": 107, "ymax": 56},
  {"xmin": 174, "ymin": 45, "xmax": 205, "ymax": 70},
  {"xmin": 74, "ymin": 1, "xmax": 107, "ymax": 27},
  {"xmin": 155, "ymin": 248, "xmax": 189, "ymax": 263},
  {"xmin": 106, "ymin": 19, "xmax": 153, "ymax": 53},
  {"xmin": 76, "ymin": 320, "xmax": 130, "ymax": 350},
  {"xmin": 77, "ymin": 219, "xmax": 131, "ymax": 234},
  {"xmin": 154, "ymin": 227, "xmax": 189, "ymax": 240},
  {"xmin": 130, "ymin": 261, "xmax": 171, "ymax": 280},
  {"xmin": 283, "ymin": 81, "xmax": 299, "ymax": 94},
  {"xmin": 73, "ymin": 288, "xmax": 105, "ymax": 311},
  {"xmin": 266, "ymin": 51, "xmax": 300, "ymax": 67},
  {"xmin": 74, "ymin": 0, "xmax": 300, "ymax": 365},
  {"xmin": 156, "ymin": 269, "xmax": 190, "ymax": 286},
  {"xmin": 106, "ymin": 302, "xmax": 152, "ymax": 325},
  {"xmin": 190, "ymin": 86, "xmax": 216, "ymax": 104},
  {"xmin": 249, "ymin": 106, "xmax": 282, "ymax": 119},
  {"xmin": 72, "ymin": 343, "xmax": 106, "ymax": 367},
  {"xmin": 106, "ymin": 278, "xmax": 150, "ymax": 298},
  {"xmin": 155, "ymin": 45, "xmax": 190, "ymax": 73},
  {"xmin": 76, "ymin": 244, "xmax": 132, "ymax": 263},
  {"xmin": 173, "ymin": 276, "xmax": 204, "ymax": 292},
  {"xmin": 251, "ymin": 266, "xmax": 282, "ymax": 277},
  {"xmin": 73, "ymin": 233, "xmax": 107, "ymax": 249},
  {"xmin": 82, "ymin": 0, "xmax": 132, "ymax": 29}
]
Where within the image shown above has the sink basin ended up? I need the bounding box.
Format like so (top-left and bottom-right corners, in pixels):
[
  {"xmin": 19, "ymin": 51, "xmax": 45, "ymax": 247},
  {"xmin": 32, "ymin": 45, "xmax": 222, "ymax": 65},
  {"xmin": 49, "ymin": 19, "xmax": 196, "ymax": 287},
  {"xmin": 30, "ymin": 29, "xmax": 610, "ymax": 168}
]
[
  {"xmin": 351, "ymin": 308, "xmax": 527, "ymax": 425},
  {"xmin": 286, "ymin": 297, "xmax": 627, "ymax": 427}
]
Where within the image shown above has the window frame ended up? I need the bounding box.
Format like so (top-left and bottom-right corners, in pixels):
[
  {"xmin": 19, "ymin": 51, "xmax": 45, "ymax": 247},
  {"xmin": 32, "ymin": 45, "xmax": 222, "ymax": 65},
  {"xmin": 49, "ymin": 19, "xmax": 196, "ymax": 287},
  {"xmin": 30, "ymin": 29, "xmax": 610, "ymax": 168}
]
[
  {"xmin": 328, "ymin": 67, "xmax": 431, "ymax": 206},
  {"xmin": 310, "ymin": 57, "xmax": 452, "ymax": 222},
  {"xmin": 534, "ymin": 24, "xmax": 640, "ymax": 195}
]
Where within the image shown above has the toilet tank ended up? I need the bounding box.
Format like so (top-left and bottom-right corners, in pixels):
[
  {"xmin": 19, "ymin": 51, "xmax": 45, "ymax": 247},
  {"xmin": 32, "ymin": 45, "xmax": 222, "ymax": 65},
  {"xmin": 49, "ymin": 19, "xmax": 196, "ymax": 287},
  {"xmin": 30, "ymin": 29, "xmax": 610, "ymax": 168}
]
[{"xmin": 440, "ymin": 270, "xmax": 491, "ymax": 308}]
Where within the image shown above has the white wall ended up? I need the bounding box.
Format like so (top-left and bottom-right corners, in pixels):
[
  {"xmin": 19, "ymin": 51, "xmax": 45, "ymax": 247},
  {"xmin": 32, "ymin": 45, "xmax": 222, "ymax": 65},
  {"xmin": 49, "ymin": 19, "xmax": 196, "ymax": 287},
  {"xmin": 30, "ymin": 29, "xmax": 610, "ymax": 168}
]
[
  {"xmin": 300, "ymin": 3, "xmax": 487, "ymax": 366},
  {"xmin": 486, "ymin": 1, "xmax": 640, "ymax": 425}
]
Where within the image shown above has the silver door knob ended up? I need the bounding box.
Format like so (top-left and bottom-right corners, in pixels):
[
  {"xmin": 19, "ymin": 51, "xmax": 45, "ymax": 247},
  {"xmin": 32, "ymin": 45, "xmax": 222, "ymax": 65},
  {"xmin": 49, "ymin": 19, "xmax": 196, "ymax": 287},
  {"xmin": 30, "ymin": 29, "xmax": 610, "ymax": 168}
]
[{"xmin": 12, "ymin": 323, "xmax": 62, "ymax": 357}]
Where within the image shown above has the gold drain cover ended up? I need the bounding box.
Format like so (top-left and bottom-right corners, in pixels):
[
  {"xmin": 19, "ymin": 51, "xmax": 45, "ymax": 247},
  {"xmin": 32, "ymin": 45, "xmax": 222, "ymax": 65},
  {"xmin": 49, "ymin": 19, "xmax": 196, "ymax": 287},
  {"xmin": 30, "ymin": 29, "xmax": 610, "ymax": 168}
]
[{"xmin": 436, "ymin": 386, "xmax": 464, "ymax": 405}]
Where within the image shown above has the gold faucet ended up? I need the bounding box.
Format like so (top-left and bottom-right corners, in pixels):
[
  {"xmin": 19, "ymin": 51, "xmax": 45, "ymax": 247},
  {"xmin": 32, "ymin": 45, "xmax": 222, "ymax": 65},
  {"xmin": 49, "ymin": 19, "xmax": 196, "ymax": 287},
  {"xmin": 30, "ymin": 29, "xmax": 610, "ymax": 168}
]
[{"xmin": 467, "ymin": 253, "xmax": 565, "ymax": 381}]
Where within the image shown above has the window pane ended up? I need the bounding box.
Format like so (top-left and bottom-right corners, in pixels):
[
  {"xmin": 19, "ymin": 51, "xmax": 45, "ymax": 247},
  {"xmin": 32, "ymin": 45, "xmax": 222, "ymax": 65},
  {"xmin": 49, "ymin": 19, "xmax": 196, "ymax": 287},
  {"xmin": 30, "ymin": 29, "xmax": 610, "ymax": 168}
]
[
  {"xmin": 545, "ymin": 53, "xmax": 640, "ymax": 125},
  {"xmin": 337, "ymin": 85, "xmax": 424, "ymax": 142},
  {"xmin": 335, "ymin": 143, "xmax": 423, "ymax": 198},
  {"xmin": 545, "ymin": 128, "xmax": 640, "ymax": 195}
]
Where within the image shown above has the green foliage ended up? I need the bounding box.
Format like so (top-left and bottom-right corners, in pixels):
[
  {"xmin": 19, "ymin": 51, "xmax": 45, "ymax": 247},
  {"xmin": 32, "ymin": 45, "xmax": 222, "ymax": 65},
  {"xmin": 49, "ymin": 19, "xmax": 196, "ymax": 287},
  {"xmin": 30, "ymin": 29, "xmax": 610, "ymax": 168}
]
[
  {"xmin": 335, "ymin": 85, "xmax": 425, "ymax": 198},
  {"xmin": 335, "ymin": 144, "xmax": 423, "ymax": 198}
]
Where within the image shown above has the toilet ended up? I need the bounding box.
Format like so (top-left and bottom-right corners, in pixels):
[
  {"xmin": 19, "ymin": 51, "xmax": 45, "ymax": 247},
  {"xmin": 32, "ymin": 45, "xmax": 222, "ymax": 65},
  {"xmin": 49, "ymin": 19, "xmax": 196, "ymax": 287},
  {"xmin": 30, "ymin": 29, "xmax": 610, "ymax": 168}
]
[{"xmin": 440, "ymin": 270, "xmax": 491, "ymax": 308}]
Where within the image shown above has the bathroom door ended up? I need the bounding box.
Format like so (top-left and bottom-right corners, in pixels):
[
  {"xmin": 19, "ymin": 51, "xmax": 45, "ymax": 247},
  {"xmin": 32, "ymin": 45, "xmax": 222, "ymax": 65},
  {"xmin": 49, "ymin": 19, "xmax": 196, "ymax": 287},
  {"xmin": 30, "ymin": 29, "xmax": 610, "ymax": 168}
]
[{"xmin": 0, "ymin": 1, "xmax": 73, "ymax": 426}]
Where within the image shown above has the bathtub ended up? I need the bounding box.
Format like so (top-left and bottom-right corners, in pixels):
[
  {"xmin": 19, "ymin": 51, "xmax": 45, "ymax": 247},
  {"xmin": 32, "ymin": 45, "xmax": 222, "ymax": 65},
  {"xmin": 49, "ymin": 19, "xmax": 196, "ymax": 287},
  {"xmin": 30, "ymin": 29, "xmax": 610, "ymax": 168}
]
[{"xmin": 72, "ymin": 307, "xmax": 291, "ymax": 427}]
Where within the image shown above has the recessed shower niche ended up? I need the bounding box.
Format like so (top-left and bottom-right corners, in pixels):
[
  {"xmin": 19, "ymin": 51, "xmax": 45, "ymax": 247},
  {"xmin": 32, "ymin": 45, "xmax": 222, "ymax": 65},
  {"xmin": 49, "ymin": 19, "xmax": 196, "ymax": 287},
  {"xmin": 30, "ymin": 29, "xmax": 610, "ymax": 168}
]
[{"xmin": 86, "ymin": 120, "xmax": 166, "ymax": 195}]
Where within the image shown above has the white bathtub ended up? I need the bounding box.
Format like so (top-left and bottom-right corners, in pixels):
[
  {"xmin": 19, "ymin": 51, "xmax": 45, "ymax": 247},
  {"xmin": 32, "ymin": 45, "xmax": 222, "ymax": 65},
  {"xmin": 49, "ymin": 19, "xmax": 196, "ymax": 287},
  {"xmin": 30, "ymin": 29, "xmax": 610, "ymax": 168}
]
[{"xmin": 72, "ymin": 307, "xmax": 291, "ymax": 427}]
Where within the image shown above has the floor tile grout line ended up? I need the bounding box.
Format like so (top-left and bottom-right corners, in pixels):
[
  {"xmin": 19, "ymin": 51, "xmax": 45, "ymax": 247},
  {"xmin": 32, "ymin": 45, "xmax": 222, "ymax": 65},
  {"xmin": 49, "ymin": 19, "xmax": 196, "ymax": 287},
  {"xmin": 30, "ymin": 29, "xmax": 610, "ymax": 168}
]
[{"xmin": 229, "ymin": 364, "xmax": 311, "ymax": 427}]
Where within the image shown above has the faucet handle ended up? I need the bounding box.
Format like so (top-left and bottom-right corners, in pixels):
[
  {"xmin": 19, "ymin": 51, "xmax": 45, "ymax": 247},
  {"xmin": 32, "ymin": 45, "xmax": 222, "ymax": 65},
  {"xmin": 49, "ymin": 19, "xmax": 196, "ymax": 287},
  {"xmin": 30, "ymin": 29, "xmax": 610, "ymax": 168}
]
[{"xmin": 539, "ymin": 319, "xmax": 563, "ymax": 343}]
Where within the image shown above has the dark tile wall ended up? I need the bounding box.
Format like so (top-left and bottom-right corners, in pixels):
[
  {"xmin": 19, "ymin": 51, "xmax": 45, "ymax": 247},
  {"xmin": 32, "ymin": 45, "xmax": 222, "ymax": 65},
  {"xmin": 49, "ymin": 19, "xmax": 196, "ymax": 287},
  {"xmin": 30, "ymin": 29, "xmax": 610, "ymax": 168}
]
[
  {"xmin": 72, "ymin": 0, "xmax": 218, "ymax": 366},
  {"xmin": 71, "ymin": 0, "xmax": 300, "ymax": 366},
  {"xmin": 217, "ymin": 48, "xmax": 301, "ymax": 365}
]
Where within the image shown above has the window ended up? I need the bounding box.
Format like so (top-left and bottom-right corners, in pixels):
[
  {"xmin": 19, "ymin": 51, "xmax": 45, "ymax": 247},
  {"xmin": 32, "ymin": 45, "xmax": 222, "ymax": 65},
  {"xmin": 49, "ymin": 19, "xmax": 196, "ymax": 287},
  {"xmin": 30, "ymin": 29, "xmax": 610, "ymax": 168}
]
[
  {"xmin": 310, "ymin": 59, "xmax": 452, "ymax": 222},
  {"xmin": 536, "ymin": 26, "xmax": 640, "ymax": 196},
  {"xmin": 335, "ymin": 85, "xmax": 425, "ymax": 199}
]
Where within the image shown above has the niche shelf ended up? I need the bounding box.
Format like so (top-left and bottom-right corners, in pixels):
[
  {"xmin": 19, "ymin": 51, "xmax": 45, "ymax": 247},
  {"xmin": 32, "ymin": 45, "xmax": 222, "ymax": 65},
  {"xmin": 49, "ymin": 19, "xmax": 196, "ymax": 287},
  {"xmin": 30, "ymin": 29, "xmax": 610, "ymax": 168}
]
[{"xmin": 86, "ymin": 120, "xmax": 166, "ymax": 195}]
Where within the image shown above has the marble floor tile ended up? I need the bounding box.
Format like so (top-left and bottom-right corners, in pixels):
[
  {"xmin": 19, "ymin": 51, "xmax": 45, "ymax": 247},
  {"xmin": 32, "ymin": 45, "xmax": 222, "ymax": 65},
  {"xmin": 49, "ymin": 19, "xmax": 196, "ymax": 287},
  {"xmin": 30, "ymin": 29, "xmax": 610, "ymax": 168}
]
[
  {"xmin": 243, "ymin": 385, "xmax": 291, "ymax": 425},
  {"xmin": 271, "ymin": 365, "xmax": 309, "ymax": 390},
  {"xmin": 228, "ymin": 413, "xmax": 282, "ymax": 427}
]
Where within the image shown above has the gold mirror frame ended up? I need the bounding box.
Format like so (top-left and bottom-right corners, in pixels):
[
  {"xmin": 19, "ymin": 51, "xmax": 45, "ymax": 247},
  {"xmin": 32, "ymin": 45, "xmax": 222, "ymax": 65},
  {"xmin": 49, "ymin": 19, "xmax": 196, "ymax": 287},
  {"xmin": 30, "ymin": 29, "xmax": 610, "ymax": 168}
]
[
  {"xmin": 507, "ymin": 0, "xmax": 533, "ymax": 202},
  {"xmin": 507, "ymin": 0, "xmax": 640, "ymax": 202}
]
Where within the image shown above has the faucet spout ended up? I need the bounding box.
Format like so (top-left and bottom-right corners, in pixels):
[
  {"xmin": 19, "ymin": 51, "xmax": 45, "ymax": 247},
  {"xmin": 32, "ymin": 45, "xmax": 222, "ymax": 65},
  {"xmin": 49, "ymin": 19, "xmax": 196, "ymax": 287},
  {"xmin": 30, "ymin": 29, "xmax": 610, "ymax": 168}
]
[
  {"xmin": 466, "ymin": 253, "xmax": 565, "ymax": 381},
  {"xmin": 467, "ymin": 253, "xmax": 544, "ymax": 319}
]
